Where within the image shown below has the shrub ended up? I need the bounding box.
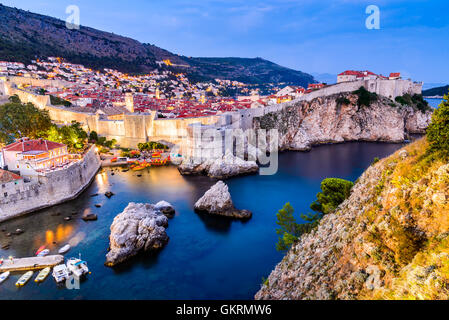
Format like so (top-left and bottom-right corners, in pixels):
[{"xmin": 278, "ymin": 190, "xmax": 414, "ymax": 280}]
[
  {"xmin": 336, "ymin": 97, "xmax": 351, "ymax": 105},
  {"xmin": 353, "ymin": 87, "xmax": 378, "ymax": 107},
  {"xmin": 426, "ymin": 94, "xmax": 449, "ymax": 157},
  {"xmin": 310, "ymin": 178, "xmax": 354, "ymax": 214}
]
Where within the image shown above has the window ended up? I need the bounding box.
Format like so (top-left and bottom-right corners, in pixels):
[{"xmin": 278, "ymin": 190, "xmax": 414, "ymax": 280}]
[{"xmin": 4, "ymin": 192, "xmax": 7, "ymax": 197}]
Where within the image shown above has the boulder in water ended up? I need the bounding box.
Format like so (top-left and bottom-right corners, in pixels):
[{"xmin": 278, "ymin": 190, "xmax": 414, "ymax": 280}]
[{"xmin": 194, "ymin": 181, "xmax": 252, "ymax": 219}]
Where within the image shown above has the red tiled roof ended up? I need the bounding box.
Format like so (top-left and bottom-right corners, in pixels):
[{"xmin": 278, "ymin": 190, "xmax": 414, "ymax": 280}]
[
  {"xmin": 389, "ymin": 72, "xmax": 401, "ymax": 78},
  {"xmin": 3, "ymin": 139, "xmax": 66, "ymax": 153},
  {"xmin": 0, "ymin": 169, "xmax": 22, "ymax": 183},
  {"xmin": 338, "ymin": 70, "xmax": 378, "ymax": 77}
]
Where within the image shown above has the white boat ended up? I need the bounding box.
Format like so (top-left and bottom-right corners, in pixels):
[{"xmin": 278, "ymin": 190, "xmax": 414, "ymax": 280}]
[
  {"xmin": 0, "ymin": 271, "xmax": 10, "ymax": 284},
  {"xmin": 52, "ymin": 264, "xmax": 69, "ymax": 283},
  {"xmin": 37, "ymin": 249, "xmax": 50, "ymax": 257},
  {"xmin": 16, "ymin": 271, "xmax": 33, "ymax": 287},
  {"xmin": 58, "ymin": 244, "xmax": 71, "ymax": 254},
  {"xmin": 34, "ymin": 267, "xmax": 51, "ymax": 283},
  {"xmin": 66, "ymin": 257, "xmax": 89, "ymax": 279}
]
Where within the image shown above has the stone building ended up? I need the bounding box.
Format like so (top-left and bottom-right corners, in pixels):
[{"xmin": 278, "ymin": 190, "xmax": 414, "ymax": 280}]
[{"xmin": 2, "ymin": 138, "xmax": 69, "ymax": 178}]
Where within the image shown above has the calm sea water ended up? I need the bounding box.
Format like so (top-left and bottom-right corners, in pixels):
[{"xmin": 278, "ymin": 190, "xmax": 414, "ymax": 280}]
[
  {"xmin": 425, "ymin": 98, "xmax": 443, "ymax": 109},
  {"xmin": 0, "ymin": 142, "xmax": 406, "ymax": 300}
]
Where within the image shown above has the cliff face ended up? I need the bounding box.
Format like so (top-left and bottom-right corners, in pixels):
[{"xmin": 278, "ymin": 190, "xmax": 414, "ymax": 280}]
[
  {"xmin": 256, "ymin": 138, "xmax": 449, "ymax": 300},
  {"xmin": 254, "ymin": 93, "xmax": 432, "ymax": 151}
]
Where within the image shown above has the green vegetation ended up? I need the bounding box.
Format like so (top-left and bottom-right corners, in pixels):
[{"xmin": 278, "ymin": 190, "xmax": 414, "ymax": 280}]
[
  {"xmin": 353, "ymin": 86, "xmax": 378, "ymax": 107},
  {"xmin": 276, "ymin": 178, "xmax": 354, "ymax": 251},
  {"xmin": 45, "ymin": 121, "xmax": 88, "ymax": 153},
  {"xmin": 89, "ymin": 130, "xmax": 117, "ymax": 150},
  {"xmin": 336, "ymin": 97, "xmax": 351, "ymax": 105},
  {"xmin": 137, "ymin": 141, "xmax": 169, "ymax": 151},
  {"xmin": 426, "ymin": 93, "xmax": 449, "ymax": 157},
  {"xmin": 310, "ymin": 178, "xmax": 354, "ymax": 214},
  {"xmin": 0, "ymin": 101, "xmax": 52, "ymax": 144},
  {"xmin": 395, "ymin": 93, "xmax": 431, "ymax": 112},
  {"xmin": 50, "ymin": 95, "xmax": 72, "ymax": 107},
  {"xmin": 120, "ymin": 149, "xmax": 141, "ymax": 158},
  {"xmin": 8, "ymin": 94, "xmax": 21, "ymax": 104}
]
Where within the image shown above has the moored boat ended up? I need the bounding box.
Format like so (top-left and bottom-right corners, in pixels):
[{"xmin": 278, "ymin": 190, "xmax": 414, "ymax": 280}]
[
  {"xmin": 34, "ymin": 267, "xmax": 51, "ymax": 283},
  {"xmin": 0, "ymin": 271, "xmax": 10, "ymax": 284},
  {"xmin": 16, "ymin": 271, "xmax": 33, "ymax": 287},
  {"xmin": 37, "ymin": 249, "xmax": 50, "ymax": 257},
  {"xmin": 35, "ymin": 245, "xmax": 46, "ymax": 255},
  {"xmin": 52, "ymin": 264, "xmax": 69, "ymax": 283},
  {"xmin": 58, "ymin": 244, "xmax": 71, "ymax": 254},
  {"xmin": 66, "ymin": 257, "xmax": 89, "ymax": 279}
]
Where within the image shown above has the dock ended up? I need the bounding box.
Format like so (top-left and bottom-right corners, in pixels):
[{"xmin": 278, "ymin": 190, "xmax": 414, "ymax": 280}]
[{"xmin": 0, "ymin": 255, "xmax": 64, "ymax": 272}]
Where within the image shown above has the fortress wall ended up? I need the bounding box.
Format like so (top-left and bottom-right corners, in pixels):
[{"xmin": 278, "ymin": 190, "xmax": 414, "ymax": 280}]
[
  {"xmin": 7, "ymin": 76, "xmax": 71, "ymax": 88},
  {"xmin": 0, "ymin": 145, "xmax": 101, "ymax": 222}
]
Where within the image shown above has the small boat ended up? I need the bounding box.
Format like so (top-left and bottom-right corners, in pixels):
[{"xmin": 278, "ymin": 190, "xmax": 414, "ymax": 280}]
[
  {"xmin": 52, "ymin": 264, "xmax": 69, "ymax": 283},
  {"xmin": 35, "ymin": 245, "xmax": 46, "ymax": 255},
  {"xmin": 16, "ymin": 271, "xmax": 33, "ymax": 287},
  {"xmin": 37, "ymin": 249, "xmax": 50, "ymax": 257},
  {"xmin": 0, "ymin": 271, "xmax": 10, "ymax": 284},
  {"xmin": 66, "ymin": 257, "xmax": 89, "ymax": 279},
  {"xmin": 58, "ymin": 244, "xmax": 71, "ymax": 254},
  {"xmin": 34, "ymin": 267, "xmax": 51, "ymax": 283}
]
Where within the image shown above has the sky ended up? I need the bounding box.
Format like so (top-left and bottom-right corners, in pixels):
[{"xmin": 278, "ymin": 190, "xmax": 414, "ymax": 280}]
[{"xmin": 2, "ymin": 0, "xmax": 449, "ymax": 83}]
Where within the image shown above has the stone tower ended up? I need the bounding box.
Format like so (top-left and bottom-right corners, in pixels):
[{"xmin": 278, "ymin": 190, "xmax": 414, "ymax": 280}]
[{"xmin": 125, "ymin": 92, "xmax": 134, "ymax": 113}]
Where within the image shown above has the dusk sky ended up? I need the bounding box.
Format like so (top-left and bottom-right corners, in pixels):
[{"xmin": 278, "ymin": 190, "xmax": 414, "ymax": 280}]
[{"xmin": 3, "ymin": 0, "xmax": 449, "ymax": 83}]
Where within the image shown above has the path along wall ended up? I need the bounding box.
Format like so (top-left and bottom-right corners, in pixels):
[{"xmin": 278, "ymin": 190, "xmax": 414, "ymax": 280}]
[{"xmin": 0, "ymin": 145, "xmax": 101, "ymax": 222}]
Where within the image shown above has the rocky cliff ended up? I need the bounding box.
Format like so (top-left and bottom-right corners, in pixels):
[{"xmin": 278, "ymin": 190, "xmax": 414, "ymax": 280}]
[
  {"xmin": 256, "ymin": 138, "xmax": 449, "ymax": 300},
  {"xmin": 254, "ymin": 93, "xmax": 433, "ymax": 151}
]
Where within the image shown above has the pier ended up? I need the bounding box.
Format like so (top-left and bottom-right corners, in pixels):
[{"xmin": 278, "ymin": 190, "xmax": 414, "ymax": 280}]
[{"xmin": 0, "ymin": 255, "xmax": 64, "ymax": 272}]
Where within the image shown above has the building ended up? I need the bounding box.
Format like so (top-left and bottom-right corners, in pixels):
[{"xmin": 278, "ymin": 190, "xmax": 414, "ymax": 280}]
[
  {"xmin": 389, "ymin": 72, "xmax": 401, "ymax": 80},
  {"xmin": 0, "ymin": 169, "xmax": 24, "ymax": 198},
  {"xmin": 308, "ymin": 83, "xmax": 325, "ymax": 90},
  {"xmin": 1, "ymin": 138, "xmax": 69, "ymax": 177},
  {"xmin": 337, "ymin": 70, "xmax": 380, "ymax": 83}
]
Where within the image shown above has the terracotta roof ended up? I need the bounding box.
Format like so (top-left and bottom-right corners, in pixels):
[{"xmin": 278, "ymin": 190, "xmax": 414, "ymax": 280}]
[
  {"xmin": 0, "ymin": 169, "xmax": 22, "ymax": 183},
  {"xmin": 3, "ymin": 139, "xmax": 66, "ymax": 153}
]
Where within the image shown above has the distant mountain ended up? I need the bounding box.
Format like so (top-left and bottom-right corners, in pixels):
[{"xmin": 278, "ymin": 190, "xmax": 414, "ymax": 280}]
[
  {"xmin": 0, "ymin": 4, "xmax": 314, "ymax": 87},
  {"xmin": 423, "ymin": 85, "xmax": 449, "ymax": 97},
  {"xmin": 422, "ymin": 83, "xmax": 448, "ymax": 91}
]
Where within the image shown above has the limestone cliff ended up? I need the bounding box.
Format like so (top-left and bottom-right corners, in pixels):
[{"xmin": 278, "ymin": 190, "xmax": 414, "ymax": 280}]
[
  {"xmin": 256, "ymin": 138, "xmax": 449, "ymax": 300},
  {"xmin": 253, "ymin": 93, "xmax": 432, "ymax": 151}
]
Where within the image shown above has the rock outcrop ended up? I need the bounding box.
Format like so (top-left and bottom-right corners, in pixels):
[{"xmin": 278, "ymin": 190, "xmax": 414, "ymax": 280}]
[
  {"xmin": 255, "ymin": 138, "xmax": 449, "ymax": 300},
  {"xmin": 105, "ymin": 202, "xmax": 170, "ymax": 267},
  {"xmin": 154, "ymin": 201, "xmax": 175, "ymax": 216},
  {"xmin": 254, "ymin": 93, "xmax": 433, "ymax": 151},
  {"xmin": 194, "ymin": 181, "xmax": 252, "ymax": 219},
  {"xmin": 179, "ymin": 152, "xmax": 259, "ymax": 179}
]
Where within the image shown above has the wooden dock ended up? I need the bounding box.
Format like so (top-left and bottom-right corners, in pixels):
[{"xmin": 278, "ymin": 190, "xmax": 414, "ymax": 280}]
[{"xmin": 0, "ymin": 255, "xmax": 64, "ymax": 272}]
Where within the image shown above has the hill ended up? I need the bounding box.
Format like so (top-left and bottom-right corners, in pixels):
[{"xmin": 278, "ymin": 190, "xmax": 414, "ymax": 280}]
[
  {"xmin": 256, "ymin": 137, "xmax": 449, "ymax": 300},
  {"xmin": 0, "ymin": 4, "xmax": 314, "ymax": 87},
  {"xmin": 423, "ymin": 85, "xmax": 449, "ymax": 97}
]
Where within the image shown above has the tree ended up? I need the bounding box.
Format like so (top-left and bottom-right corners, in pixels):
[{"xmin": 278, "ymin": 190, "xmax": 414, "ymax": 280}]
[
  {"xmin": 89, "ymin": 131, "xmax": 98, "ymax": 142},
  {"xmin": 426, "ymin": 93, "xmax": 449, "ymax": 157},
  {"xmin": 276, "ymin": 203, "xmax": 300, "ymax": 251},
  {"xmin": 0, "ymin": 101, "xmax": 52, "ymax": 144},
  {"xmin": 310, "ymin": 178, "xmax": 354, "ymax": 214},
  {"xmin": 275, "ymin": 178, "xmax": 354, "ymax": 252},
  {"xmin": 45, "ymin": 121, "xmax": 88, "ymax": 153}
]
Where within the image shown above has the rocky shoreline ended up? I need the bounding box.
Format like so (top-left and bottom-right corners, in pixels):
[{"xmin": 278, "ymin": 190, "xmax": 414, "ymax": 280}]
[
  {"xmin": 178, "ymin": 152, "xmax": 259, "ymax": 179},
  {"xmin": 253, "ymin": 93, "xmax": 433, "ymax": 152}
]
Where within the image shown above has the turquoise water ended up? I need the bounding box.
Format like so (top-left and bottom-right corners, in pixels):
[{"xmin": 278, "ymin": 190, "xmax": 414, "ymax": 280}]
[{"xmin": 0, "ymin": 142, "xmax": 405, "ymax": 299}]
